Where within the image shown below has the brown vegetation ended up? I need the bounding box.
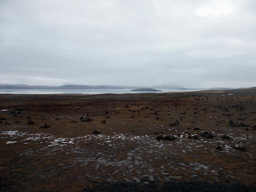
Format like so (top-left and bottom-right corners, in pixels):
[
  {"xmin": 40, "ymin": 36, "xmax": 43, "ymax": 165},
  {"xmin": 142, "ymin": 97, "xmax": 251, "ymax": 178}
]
[{"xmin": 0, "ymin": 90, "xmax": 256, "ymax": 191}]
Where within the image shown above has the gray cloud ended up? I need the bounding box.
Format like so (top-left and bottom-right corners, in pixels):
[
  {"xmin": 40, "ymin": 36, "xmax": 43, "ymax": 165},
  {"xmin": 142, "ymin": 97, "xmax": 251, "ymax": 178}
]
[{"xmin": 1, "ymin": 0, "xmax": 256, "ymax": 88}]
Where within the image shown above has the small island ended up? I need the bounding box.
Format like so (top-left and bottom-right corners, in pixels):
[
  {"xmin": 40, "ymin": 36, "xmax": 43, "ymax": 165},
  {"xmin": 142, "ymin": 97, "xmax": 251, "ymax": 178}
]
[{"xmin": 131, "ymin": 88, "xmax": 161, "ymax": 92}]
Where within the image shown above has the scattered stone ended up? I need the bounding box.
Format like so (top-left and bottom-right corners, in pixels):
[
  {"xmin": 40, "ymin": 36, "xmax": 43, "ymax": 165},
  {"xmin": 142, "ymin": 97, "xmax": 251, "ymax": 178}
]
[
  {"xmin": 27, "ymin": 120, "xmax": 34, "ymax": 125},
  {"xmin": 80, "ymin": 116, "xmax": 93, "ymax": 122},
  {"xmin": 216, "ymin": 145, "xmax": 222, "ymax": 150},
  {"xmin": 93, "ymin": 130, "xmax": 101, "ymax": 134},
  {"xmin": 233, "ymin": 145, "xmax": 247, "ymax": 151},
  {"xmin": 201, "ymin": 132, "xmax": 214, "ymax": 138},
  {"xmin": 132, "ymin": 176, "xmax": 140, "ymax": 183}
]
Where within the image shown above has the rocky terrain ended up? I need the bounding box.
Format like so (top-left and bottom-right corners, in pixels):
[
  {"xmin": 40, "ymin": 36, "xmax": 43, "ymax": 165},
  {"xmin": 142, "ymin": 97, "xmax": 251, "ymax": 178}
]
[{"xmin": 0, "ymin": 89, "xmax": 256, "ymax": 191}]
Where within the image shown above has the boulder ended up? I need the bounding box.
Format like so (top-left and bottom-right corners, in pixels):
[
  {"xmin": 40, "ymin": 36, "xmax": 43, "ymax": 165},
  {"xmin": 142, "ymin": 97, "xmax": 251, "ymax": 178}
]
[
  {"xmin": 157, "ymin": 134, "xmax": 176, "ymax": 141},
  {"xmin": 233, "ymin": 145, "xmax": 247, "ymax": 151},
  {"xmin": 27, "ymin": 120, "xmax": 34, "ymax": 125},
  {"xmin": 201, "ymin": 132, "xmax": 214, "ymax": 138},
  {"xmin": 93, "ymin": 130, "xmax": 101, "ymax": 134}
]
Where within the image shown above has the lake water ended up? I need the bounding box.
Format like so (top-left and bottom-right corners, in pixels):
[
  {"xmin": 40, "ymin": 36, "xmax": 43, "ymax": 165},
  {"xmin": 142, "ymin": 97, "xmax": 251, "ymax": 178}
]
[{"xmin": 0, "ymin": 89, "xmax": 198, "ymax": 95}]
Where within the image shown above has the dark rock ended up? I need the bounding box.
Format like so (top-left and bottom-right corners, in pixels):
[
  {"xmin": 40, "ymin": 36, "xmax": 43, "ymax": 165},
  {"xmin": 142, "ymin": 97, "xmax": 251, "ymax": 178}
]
[
  {"xmin": 105, "ymin": 116, "xmax": 110, "ymax": 118},
  {"xmin": 155, "ymin": 117, "xmax": 160, "ymax": 120},
  {"xmin": 221, "ymin": 135, "xmax": 230, "ymax": 139},
  {"xmin": 101, "ymin": 120, "xmax": 106, "ymax": 124},
  {"xmin": 40, "ymin": 123, "xmax": 50, "ymax": 128},
  {"xmin": 157, "ymin": 134, "xmax": 176, "ymax": 141},
  {"xmin": 188, "ymin": 135, "xmax": 199, "ymax": 139},
  {"xmin": 222, "ymin": 113, "xmax": 234, "ymax": 116},
  {"xmin": 0, "ymin": 117, "xmax": 7, "ymax": 121},
  {"xmin": 217, "ymin": 105, "xmax": 229, "ymax": 111},
  {"xmin": 4, "ymin": 121, "xmax": 10, "ymax": 125},
  {"xmin": 28, "ymin": 115, "xmax": 31, "ymax": 119},
  {"xmin": 240, "ymin": 123, "xmax": 249, "ymax": 127},
  {"xmin": 233, "ymin": 145, "xmax": 247, "ymax": 151},
  {"xmin": 239, "ymin": 106, "xmax": 246, "ymax": 111},
  {"xmin": 170, "ymin": 120, "xmax": 179, "ymax": 126},
  {"xmin": 105, "ymin": 111, "xmax": 109, "ymax": 114},
  {"xmin": 194, "ymin": 127, "xmax": 201, "ymax": 131},
  {"xmin": 130, "ymin": 115, "xmax": 135, "ymax": 118},
  {"xmin": 154, "ymin": 111, "xmax": 159, "ymax": 115},
  {"xmin": 201, "ymin": 132, "xmax": 214, "ymax": 138},
  {"xmin": 216, "ymin": 145, "xmax": 222, "ymax": 150},
  {"xmin": 154, "ymin": 131, "xmax": 158, "ymax": 134},
  {"xmin": 0, "ymin": 120, "xmax": 2, "ymax": 123},
  {"xmin": 27, "ymin": 120, "xmax": 34, "ymax": 125},
  {"xmin": 93, "ymin": 130, "xmax": 101, "ymax": 134},
  {"xmin": 70, "ymin": 120, "xmax": 78, "ymax": 123},
  {"xmin": 229, "ymin": 119, "xmax": 241, "ymax": 127},
  {"xmin": 10, "ymin": 111, "xmax": 20, "ymax": 115},
  {"xmin": 14, "ymin": 121, "xmax": 21, "ymax": 124},
  {"xmin": 230, "ymin": 119, "xmax": 249, "ymax": 127}
]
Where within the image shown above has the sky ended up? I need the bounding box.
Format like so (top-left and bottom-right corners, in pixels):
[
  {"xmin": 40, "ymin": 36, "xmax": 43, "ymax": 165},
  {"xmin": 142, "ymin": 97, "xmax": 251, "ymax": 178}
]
[{"xmin": 1, "ymin": 0, "xmax": 256, "ymax": 88}]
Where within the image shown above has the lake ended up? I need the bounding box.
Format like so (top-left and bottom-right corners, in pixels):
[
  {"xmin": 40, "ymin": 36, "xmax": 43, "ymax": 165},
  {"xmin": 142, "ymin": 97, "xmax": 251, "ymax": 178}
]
[{"xmin": 0, "ymin": 89, "xmax": 198, "ymax": 95}]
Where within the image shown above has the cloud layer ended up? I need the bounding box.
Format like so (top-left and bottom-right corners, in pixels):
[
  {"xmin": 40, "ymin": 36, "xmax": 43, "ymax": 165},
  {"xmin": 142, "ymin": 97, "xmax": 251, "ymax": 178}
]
[{"xmin": 1, "ymin": 0, "xmax": 256, "ymax": 88}]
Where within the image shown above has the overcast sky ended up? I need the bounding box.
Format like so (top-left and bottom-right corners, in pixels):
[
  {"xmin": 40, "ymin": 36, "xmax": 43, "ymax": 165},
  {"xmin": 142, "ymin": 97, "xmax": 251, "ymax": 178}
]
[{"xmin": 1, "ymin": 0, "xmax": 256, "ymax": 88}]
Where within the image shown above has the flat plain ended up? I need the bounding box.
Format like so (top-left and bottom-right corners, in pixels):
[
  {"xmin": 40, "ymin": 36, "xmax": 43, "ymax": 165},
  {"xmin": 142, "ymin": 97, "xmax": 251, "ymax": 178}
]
[{"xmin": 1, "ymin": 89, "xmax": 256, "ymax": 191}]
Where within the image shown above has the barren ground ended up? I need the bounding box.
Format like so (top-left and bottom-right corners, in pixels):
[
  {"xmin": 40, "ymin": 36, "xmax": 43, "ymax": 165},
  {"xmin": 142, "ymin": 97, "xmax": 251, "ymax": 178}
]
[{"xmin": 1, "ymin": 89, "xmax": 256, "ymax": 191}]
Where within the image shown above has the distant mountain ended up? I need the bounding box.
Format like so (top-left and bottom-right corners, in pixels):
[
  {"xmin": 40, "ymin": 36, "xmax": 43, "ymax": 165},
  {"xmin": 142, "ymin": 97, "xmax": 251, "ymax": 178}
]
[
  {"xmin": 131, "ymin": 88, "xmax": 161, "ymax": 92},
  {"xmin": 0, "ymin": 84, "xmax": 136, "ymax": 90},
  {"xmin": 153, "ymin": 84, "xmax": 188, "ymax": 90},
  {"xmin": 0, "ymin": 84, "xmax": 30, "ymax": 89}
]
